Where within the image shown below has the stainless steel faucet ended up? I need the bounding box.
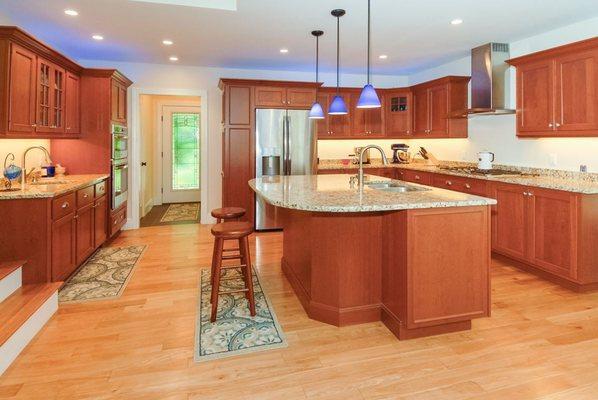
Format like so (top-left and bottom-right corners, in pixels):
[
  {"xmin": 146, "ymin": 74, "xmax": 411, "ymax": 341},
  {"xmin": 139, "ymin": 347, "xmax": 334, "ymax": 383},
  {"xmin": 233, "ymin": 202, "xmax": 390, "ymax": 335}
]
[
  {"xmin": 21, "ymin": 146, "xmax": 52, "ymax": 188},
  {"xmin": 357, "ymin": 145, "xmax": 388, "ymax": 188}
]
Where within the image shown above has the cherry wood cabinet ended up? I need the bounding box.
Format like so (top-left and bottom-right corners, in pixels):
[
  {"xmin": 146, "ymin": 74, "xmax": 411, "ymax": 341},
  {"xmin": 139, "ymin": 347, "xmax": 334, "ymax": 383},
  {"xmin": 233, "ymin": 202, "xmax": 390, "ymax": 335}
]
[
  {"xmin": 51, "ymin": 212, "xmax": 76, "ymax": 282},
  {"xmin": 399, "ymin": 170, "xmax": 433, "ymax": 185},
  {"xmin": 0, "ymin": 27, "xmax": 83, "ymax": 137},
  {"xmin": 384, "ymin": 90, "xmax": 412, "ymax": 137},
  {"xmin": 508, "ymin": 37, "xmax": 598, "ymax": 137},
  {"xmin": 6, "ymin": 43, "xmax": 37, "ymax": 133},
  {"xmin": 431, "ymin": 174, "xmax": 488, "ymax": 197},
  {"xmin": 317, "ymin": 90, "xmax": 353, "ymax": 138},
  {"xmin": 65, "ymin": 72, "xmax": 80, "ymax": 134},
  {"xmin": 111, "ymin": 79, "xmax": 127, "ymax": 123},
  {"xmin": 255, "ymin": 86, "xmax": 315, "ymax": 108},
  {"xmin": 94, "ymin": 195, "xmax": 108, "ymax": 248},
  {"xmin": 489, "ymin": 182, "xmax": 529, "ymax": 260},
  {"xmin": 352, "ymin": 93, "xmax": 385, "ymax": 137},
  {"xmin": 75, "ymin": 202, "xmax": 95, "ymax": 265},
  {"xmin": 411, "ymin": 77, "xmax": 470, "ymax": 138}
]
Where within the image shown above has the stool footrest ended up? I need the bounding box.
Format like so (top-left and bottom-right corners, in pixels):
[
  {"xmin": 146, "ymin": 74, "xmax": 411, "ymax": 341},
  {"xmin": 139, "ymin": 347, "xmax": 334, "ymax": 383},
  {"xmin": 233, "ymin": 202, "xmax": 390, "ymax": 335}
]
[
  {"xmin": 222, "ymin": 254, "xmax": 242, "ymax": 260},
  {"xmin": 218, "ymin": 288, "xmax": 249, "ymax": 295},
  {"xmin": 221, "ymin": 264, "xmax": 248, "ymax": 270},
  {"xmin": 222, "ymin": 247, "xmax": 240, "ymax": 252}
]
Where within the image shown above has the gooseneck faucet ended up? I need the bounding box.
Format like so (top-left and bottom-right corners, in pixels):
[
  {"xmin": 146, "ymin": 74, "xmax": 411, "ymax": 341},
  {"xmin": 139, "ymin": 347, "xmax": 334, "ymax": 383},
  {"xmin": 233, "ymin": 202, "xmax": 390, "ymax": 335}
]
[
  {"xmin": 21, "ymin": 146, "xmax": 52, "ymax": 189},
  {"xmin": 358, "ymin": 145, "xmax": 388, "ymax": 188}
]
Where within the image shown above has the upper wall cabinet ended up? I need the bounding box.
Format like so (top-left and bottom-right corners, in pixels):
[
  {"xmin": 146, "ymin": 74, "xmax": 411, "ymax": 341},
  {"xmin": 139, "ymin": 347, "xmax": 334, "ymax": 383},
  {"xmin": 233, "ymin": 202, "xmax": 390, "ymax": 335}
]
[
  {"xmin": 410, "ymin": 76, "xmax": 470, "ymax": 139},
  {"xmin": 384, "ymin": 90, "xmax": 412, "ymax": 137},
  {"xmin": 508, "ymin": 37, "xmax": 598, "ymax": 137},
  {"xmin": 255, "ymin": 86, "xmax": 316, "ymax": 108},
  {"xmin": 0, "ymin": 26, "xmax": 83, "ymax": 138}
]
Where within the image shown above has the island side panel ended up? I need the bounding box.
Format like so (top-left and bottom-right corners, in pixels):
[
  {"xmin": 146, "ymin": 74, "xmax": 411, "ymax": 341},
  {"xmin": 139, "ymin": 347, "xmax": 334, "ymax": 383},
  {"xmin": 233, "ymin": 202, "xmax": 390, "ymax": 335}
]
[{"xmin": 382, "ymin": 206, "xmax": 491, "ymax": 339}]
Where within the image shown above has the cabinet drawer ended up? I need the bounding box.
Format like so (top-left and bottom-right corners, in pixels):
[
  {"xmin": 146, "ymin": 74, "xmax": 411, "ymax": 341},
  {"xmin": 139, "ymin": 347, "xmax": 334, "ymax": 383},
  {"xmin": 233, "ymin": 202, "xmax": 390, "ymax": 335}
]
[
  {"xmin": 52, "ymin": 192, "xmax": 76, "ymax": 220},
  {"xmin": 95, "ymin": 180, "xmax": 107, "ymax": 198},
  {"xmin": 433, "ymin": 175, "xmax": 487, "ymax": 196},
  {"xmin": 110, "ymin": 206, "xmax": 127, "ymax": 237},
  {"xmin": 77, "ymin": 185, "xmax": 95, "ymax": 208},
  {"xmin": 401, "ymin": 170, "xmax": 433, "ymax": 185}
]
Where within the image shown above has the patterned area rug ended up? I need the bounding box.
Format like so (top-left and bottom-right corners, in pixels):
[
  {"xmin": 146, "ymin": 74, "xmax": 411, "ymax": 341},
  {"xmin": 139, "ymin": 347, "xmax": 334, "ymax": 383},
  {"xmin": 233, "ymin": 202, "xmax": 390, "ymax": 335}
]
[
  {"xmin": 59, "ymin": 245, "xmax": 147, "ymax": 303},
  {"xmin": 195, "ymin": 268, "xmax": 287, "ymax": 362},
  {"xmin": 160, "ymin": 203, "xmax": 200, "ymax": 223}
]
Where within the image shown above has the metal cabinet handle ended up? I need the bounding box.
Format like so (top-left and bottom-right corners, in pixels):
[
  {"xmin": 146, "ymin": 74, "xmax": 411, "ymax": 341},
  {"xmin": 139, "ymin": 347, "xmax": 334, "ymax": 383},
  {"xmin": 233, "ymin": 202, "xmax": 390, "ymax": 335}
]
[
  {"xmin": 415, "ymin": 175, "xmax": 421, "ymax": 180},
  {"xmin": 74, "ymin": 214, "xmax": 79, "ymax": 219},
  {"xmin": 548, "ymin": 123, "xmax": 553, "ymax": 128},
  {"xmin": 83, "ymin": 193, "xmax": 89, "ymax": 198},
  {"xmin": 61, "ymin": 202, "xmax": 69, "ymax": 209},
  {"xmin": 31, "ymin": 124, "xmax": 37, "ymax": 127},
  {"xmin": 446, "ymin": 181, "xmax": 453, "ymax": 186},
  {"xmin": 465, "ymin": 183, "xmax": 471, "ymax": 189},
  {"xmin": 555, "ymin": 123, "xmax": 561, "ymax": 128}
]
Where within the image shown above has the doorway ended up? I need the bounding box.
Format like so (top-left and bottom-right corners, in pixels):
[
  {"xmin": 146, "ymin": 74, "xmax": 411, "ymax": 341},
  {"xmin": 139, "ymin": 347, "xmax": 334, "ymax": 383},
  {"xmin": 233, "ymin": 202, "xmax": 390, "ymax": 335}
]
[{"xmin": 137, "ymin": 94, "xmax": 203, "ymax": 227}]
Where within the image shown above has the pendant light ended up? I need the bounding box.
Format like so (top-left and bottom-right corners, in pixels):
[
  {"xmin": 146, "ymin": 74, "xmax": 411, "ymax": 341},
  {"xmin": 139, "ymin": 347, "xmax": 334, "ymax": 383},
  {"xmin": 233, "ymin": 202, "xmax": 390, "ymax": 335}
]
[
  {"xmin": 356, "ymin": 0, "xmax": 381, "ymax": 108},
  {"xmin": 308, "ymin": 30, "xmax": 325, "ymax": 119},
  {"xmin": 329, "ymin": 9, "xmax": 348, "ymax": 115}
]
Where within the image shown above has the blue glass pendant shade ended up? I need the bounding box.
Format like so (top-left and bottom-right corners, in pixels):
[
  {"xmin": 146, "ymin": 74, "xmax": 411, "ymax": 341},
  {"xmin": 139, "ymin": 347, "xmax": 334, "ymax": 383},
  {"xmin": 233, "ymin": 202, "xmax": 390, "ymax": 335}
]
[
  {"xmin": 308, "ymin": 102, "xmax": 325, "ymax": 119},
  {"xmin": 328, "ymin": 95, "xmax": 348, "ymax": 115},
  {"xmin": 357, "ymin": 84, "xmax": 381, "ymax": 108}
]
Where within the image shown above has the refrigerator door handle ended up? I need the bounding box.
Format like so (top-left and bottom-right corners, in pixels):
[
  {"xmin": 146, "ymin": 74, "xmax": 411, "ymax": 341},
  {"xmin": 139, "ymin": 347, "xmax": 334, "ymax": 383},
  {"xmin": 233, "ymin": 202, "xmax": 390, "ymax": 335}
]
[{"xmin": 284, "ymin": 116, "xmax": 291, "ymax": 174}]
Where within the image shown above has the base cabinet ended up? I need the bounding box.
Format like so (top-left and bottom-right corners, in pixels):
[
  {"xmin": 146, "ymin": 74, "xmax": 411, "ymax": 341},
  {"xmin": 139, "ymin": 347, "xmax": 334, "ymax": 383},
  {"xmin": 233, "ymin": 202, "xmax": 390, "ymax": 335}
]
[
  {"xmin": 51, "ymin": 213, "xmax": 76, "ymax": 282},
  {"xmin": 76, "ymin": 203, "xmax": 95, "ymax": 264},
  {"xmin": 94, "ymin": 196, "xmax": 108, "ymax": 247}
]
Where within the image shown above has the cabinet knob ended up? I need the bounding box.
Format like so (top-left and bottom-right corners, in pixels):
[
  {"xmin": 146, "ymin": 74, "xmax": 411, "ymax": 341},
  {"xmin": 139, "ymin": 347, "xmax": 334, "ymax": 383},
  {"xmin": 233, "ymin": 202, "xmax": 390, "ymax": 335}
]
[
  {"xmin": 83, "ymin": 193, "xmax": 89, "ymax": 198},
  {"xmin": 415, "ymin": 175, "xmax": 421, "ymax": 180},
  {"xmin": 465, "ymin": 183, "xmax": 471, "ymax": 189},
  {"xmin": 548, "ymin": 123, "xmax": 553, "ymax": 128},
  {"xmin": 62, "ymin": 202, "xmax": 69, "ymax": 209},
  {"xmin": 555, "ymin": 123, "xmax": 561, "ymax": 128},
  {"xmin": 446, "ymin": 181, "xmax": 453, "ymax": 186},
  {"xmin": 31, "ymin": 124, "xmax": 37, "ymax": 127}
]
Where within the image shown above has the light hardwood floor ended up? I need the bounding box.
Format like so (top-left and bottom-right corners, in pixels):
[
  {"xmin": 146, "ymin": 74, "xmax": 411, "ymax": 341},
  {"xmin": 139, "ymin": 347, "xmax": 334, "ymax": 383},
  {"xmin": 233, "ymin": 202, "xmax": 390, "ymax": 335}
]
[{"xmin": 1, "ymin": 224, "xmax": 598, "ymax": 399}]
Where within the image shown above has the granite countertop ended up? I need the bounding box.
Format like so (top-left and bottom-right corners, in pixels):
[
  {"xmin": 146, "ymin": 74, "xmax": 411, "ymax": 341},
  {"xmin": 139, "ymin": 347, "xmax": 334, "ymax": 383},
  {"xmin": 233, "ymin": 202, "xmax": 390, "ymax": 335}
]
[
  {"xmin": 249, "ymin": 174, "xmax": 496, "ymax": 213},
  {"xmin": 0, "ymin": 175, "xmax": 109, "ymax": 200},
  {"xmin": 317, "ymin": 160, "xmax": 598, "ymax": 194}
]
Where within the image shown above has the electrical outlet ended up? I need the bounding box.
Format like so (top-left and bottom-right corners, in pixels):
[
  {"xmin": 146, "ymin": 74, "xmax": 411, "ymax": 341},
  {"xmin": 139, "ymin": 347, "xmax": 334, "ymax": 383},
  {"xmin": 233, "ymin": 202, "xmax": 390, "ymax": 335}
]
[
  {"xmin": 580, "ymin": 165, "xmax": 588, "ymax": 173},
  {"xmin": 549, "ymin": 153, "xmax": 558, "ymax": 167}
]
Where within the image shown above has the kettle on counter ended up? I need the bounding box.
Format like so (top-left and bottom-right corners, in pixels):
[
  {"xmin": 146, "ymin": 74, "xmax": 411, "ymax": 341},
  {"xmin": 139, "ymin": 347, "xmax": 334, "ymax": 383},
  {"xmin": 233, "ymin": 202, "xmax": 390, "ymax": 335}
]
[{"xmin": 478, "ymin": 151, "xmax": 495, "ymax": 170}]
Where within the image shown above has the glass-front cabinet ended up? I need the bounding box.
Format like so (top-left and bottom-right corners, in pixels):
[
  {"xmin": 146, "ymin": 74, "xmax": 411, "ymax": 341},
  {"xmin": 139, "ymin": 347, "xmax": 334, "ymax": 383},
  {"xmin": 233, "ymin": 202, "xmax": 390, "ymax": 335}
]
[{"xmin": 35, "ymin": 57, "xmax": 65, "ymax": 134}]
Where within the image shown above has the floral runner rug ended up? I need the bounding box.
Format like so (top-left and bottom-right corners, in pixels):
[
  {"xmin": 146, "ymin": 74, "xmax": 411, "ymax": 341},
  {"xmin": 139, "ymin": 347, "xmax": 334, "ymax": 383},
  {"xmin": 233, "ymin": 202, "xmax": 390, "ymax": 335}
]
[
  {"xmin": 195, "ymin": 268, "xmax": 287, "ymax": 362},
  {"xmin": 59, "ymin": 245, "xmax": 147, "ymax": 303},
  {"xmin": 160, "ymin": 202, "xmax": 200, "ymax": 223}
]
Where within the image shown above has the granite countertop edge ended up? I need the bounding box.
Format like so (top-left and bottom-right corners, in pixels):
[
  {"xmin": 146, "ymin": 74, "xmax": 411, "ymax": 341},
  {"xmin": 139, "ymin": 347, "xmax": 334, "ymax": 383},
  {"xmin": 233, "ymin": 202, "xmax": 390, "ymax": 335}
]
[
  {"xmin": 317, "ymin": 162, "xmax": 598, "ymax": 194},
  {"xmin": 0, "ymin": 174, "xmax": 110, "ymax": 200}
]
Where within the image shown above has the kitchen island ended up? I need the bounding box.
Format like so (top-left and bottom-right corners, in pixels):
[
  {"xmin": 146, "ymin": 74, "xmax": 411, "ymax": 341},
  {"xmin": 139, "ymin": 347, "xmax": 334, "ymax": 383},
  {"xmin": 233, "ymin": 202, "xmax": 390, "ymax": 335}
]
[{"xmin": 250, "ymin": 174, "xmax": 497, "ymax": 339}]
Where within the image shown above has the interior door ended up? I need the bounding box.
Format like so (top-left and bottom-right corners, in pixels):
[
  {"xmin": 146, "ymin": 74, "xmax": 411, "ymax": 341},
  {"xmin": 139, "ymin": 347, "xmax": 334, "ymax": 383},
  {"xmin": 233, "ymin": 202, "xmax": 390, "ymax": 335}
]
[{"xmin": 161, "ymin": 106, "xmax": 202, "ymax": 204}]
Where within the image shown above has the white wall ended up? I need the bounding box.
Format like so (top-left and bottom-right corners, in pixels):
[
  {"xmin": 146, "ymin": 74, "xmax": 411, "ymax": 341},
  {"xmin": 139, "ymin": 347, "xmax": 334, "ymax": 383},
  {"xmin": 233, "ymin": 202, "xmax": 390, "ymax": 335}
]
[
  {"xmin": 78, "ymin": 59, "xmax": 407, "ymax": 214},
  {"xmin": 320, "ymin": 17, "xmax": 598, "ymax": 173}
]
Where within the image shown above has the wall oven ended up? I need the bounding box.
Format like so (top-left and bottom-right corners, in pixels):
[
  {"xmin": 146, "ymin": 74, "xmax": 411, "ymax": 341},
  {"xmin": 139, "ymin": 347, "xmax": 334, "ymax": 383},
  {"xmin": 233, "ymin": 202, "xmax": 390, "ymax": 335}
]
[{"xmin": 111, "ymin": 123, "xmax": 128, "ymax": 210}]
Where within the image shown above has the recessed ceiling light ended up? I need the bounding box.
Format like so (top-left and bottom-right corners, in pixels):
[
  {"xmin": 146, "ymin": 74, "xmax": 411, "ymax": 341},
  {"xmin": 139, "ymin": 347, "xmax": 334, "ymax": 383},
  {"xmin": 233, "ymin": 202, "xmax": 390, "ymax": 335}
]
[
  {"xmin": 450, "ymin": 18, "xmax": 463, "ymax": 25},
  {"xmin": 64, "ymin": 9, "xmax": 78, "ymax": 16},
  {"xmin": 379, "ymin": 54, "xmax": 388, "ymax": 60},
  {"xmin": 162, "ymin": 39, "xmax": 173, "ymax": 45},
  {"xmin": 169, "ymin": 56, "xmax": 179, "ymax": 61},
  {"xmin": 92, "ymin": 34, "xmax": 104, "ymax": 41},
  {"xmin": 279, "ymin": 48, "xmax": 289, "ymax": 54}
]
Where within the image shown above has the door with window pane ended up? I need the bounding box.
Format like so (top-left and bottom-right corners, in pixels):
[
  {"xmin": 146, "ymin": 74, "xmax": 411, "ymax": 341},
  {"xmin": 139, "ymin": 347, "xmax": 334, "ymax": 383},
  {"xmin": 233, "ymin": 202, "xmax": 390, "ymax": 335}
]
[{"xmin": 161, "ymin": 106, "xmax": 201, "ymax": 204}]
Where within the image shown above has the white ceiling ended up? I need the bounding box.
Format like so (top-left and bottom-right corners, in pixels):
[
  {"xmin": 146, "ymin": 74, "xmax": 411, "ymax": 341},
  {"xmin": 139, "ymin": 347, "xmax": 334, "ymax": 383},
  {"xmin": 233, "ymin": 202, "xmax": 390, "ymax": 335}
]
[{"xmin": 1, "ymin": 0, "xmax": 597, "ymax": 75}]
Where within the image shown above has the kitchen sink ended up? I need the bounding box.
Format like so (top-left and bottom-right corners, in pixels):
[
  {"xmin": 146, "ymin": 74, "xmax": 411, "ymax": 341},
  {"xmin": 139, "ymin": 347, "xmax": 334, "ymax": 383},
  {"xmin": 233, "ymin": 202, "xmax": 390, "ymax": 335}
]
[{"xmin": 366, "ymin": 181, "xmax": 430, "ymax": 193}]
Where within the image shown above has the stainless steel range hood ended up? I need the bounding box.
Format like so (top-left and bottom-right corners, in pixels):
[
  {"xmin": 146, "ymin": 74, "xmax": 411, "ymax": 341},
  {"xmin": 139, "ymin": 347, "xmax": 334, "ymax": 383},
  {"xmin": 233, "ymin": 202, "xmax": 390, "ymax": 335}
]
[{"xmin": 467, "ymin": 43, "xmax": 515, "ymax": 116}]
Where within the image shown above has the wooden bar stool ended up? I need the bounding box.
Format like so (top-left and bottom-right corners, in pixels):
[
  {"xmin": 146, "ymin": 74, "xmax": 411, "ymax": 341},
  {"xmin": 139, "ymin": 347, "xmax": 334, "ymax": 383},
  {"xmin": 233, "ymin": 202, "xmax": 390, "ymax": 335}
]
[
  {"xmin": 210, "ymin": 221, "xmax": 256, "ymax": 322},
  {"xmin": 211, "ymin": 207, "xmax": 245, "ymax": 223}
]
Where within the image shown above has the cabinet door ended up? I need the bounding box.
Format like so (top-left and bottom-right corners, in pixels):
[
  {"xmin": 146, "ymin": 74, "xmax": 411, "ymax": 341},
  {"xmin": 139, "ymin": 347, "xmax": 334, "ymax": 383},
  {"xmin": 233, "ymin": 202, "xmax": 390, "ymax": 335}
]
[
  {"xmin": 554, "ymin": 49, "xmax": 598, "ymax": 132},
  {"xmin": 65, "ymin": 72, "xmax": 80, "ymax": 134},
  {"xmin": 412, "ymin": 88, "xmax": 429, "ymax": 135},
  {"xmin": 76, "ymin": 203, "xmax": 95, "ymax": 264},
  {"xmin": 94, "ymin": 195, "xmax": 108, "ymax": 248},
  {"xmin": 36, "ymin": 58, "xmax": 53, "ymax": 133},
  {"xmin": 287, "ymin": 88, "xmax": 316, "ymax": 108},
  {"xmin": 8, "ymin": 44, "xmax": 37, "ymax": 133},
  {"xmin": 490, "ymin": 183, "xmax": 529, "ymax": 260},
  {"xmin": 51, "ymin": 213, "xmax": 76, "ymax": 281},
  {"xmin": 222, "ymin": 127, "xmax": 253, "ymax": 222},
  {"xmin": 328, "ymin": 92, "xmax": 352, "ymax": 137},
  {"xmin": 366, "ymin": 95, "xmax": 385, "ymax": 136},
  {"xmin": 401, "ymin": 170, "xmax": 432, "ymax": 185},
  {"xmin": 429, "ymin": 84, "xmax": 449, "ymax": 136},
  {"xmin": 385, "ymin": 91, "xmax": 412, "ymax": 137},
  {"xmin": 528, "ymin": 189, "xmax": 578, "ymax": 279},
  {"xmin": 255, "ymin": 86, "xmax": 286, "ymax": 107},
  {"xmin": 118, "ymin": 84, "xmax": 127, "ymax": 122},
  {"xmin": 517, "ymin": 60, "xmax": 554, "ymax": 134},
  {"xmin": 314, "ymin": 92, "xmax": 329, "ymax": 138}
]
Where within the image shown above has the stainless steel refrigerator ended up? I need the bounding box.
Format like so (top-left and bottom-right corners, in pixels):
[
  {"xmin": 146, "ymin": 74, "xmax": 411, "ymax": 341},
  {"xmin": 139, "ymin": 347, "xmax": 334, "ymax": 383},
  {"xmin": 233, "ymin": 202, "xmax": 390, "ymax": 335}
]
[{"xmin": 255, "ymin": 108, "xmax": 317, "ymax": 230}]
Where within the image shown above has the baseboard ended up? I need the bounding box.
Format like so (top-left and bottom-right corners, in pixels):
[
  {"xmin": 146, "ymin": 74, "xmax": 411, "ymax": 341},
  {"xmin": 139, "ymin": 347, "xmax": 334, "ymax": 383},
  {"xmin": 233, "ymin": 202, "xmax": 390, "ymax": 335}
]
[
  {"xmin": 0, "ymin": 290, "xmax": 58, "ymax": 376},
  {"xmin": 143, "ymin": 198, "xmax": 154, "ymax": 216}
]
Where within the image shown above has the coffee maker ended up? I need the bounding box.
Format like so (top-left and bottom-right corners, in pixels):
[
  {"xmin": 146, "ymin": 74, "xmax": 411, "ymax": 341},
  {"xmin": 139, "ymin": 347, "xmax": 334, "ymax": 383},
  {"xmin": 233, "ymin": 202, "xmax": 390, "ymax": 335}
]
[{"xmin": 391, "ymin": 144, "xmax": 410, "ymax": 164}]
